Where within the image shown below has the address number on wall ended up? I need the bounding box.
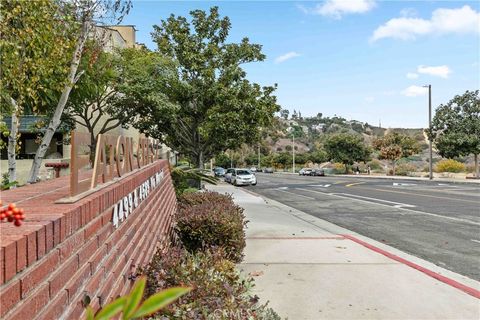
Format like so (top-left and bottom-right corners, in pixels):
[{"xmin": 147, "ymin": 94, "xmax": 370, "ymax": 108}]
[{"xmin": 112, "ymin": 170, "xmax": 165, "ymax": 228}]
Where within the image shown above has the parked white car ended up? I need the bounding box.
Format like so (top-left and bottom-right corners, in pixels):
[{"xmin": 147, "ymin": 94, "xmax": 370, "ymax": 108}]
[{"xmin": 231, "ymin": 169, "xmax": 257, "ymax": 186}]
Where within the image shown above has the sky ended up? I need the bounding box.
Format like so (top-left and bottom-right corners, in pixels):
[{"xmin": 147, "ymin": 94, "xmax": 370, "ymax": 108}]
[{"xmin": 122, "ymin": 0, "xmax": 480, "ymax": 128}]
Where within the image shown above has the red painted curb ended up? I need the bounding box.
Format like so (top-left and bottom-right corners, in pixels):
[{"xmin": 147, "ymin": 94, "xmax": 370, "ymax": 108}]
[{"xmin": 342, "ymin": 234, "xmax": 480, "ymax": 299}]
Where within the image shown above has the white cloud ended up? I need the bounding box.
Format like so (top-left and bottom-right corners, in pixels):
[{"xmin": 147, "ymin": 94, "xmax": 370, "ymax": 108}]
[
  {"xmin": 275, "ymin": 52, "xmax": 301, "ymax": 63},
  {"xmin": 371, "ymin": 5, "xmax": 480, "ymax": 41},
  {"xmin": 406, "ymin": 72, "xmax": 419, "ymax": 79},
  {"xmin": 417, "ymin": 65, "xmax": 451, "ymax": 78},
  {"xmin": 300, "ymin": 0, "xmax": 376, "ymax": 19},
  {"xmin": 400, "ymin": 8, "xmax": 417, "ymax": 18},
  {"xmin": 402, "ymin": 85, "xmax": 428, "ymax": 97},
  {"xmin": 364, "ymin": 96, "xmax": 375, "ymax": 103}
]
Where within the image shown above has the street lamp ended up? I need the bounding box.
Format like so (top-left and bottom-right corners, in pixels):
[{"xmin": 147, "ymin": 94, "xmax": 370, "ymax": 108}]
[
  {"xmin": 423, "ymin": 84, "xmax": 433, "ymax": 180},
  {"xmin": 287, "ymin": 126, "xmax": 295, "ymax": 173}
]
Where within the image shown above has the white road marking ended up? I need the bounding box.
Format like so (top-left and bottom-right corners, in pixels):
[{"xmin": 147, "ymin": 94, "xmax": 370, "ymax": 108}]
[
  {"xmin": 335, "ymin": 192, "xmax": 416, "ymax": 208},
  {"xmin": 393, "ymin": 183, "xmax": 417, "ymax": 187},
  {"xmin": 295, "ymin": 188, "xmax": 480, "ymax": 226},
  {"xmin": 277, "ymin": 187, "xmax": 289, "ymax": 190},
  {"xmin": 308, "ymin": 184, "xmax": 331, "ymax": 188},
  {"xmin": 276, "ymin": 189, "xmax": 315, "ymax": 200},
  {"xmin": 471, "ymin": 239, "xmax": 480, "ymax": 244}
]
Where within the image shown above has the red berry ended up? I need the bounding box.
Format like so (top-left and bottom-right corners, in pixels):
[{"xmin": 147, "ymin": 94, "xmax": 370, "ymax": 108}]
[
  {"xmin": 8, "ymin": 203, "xmax": 15, "ymax": 210},
  {"xmin": 7, "ymin": 216, "xmax": 14, "ymax": 222},
  {"xmin": 14, "ymin": 220, "xmax": 22, "ymax": 227},
  {"xmin": 0, "ymin": 214, "xmax": 5, "ymax": 221},
  {"xmin": 19, "ymin": 208, "xmax": 24, "ymax": 214},
  {"xmin": 12, "ymin": 208, "xmax": 20, "ymax": 214},
  {"xmin": 5, "ymin": 210, "xmax": 13, "ymax": 217}
]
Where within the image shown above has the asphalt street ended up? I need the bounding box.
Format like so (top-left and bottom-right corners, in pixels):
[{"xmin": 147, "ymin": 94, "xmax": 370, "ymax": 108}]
[{"xmin": 243, "ymin": 173, "xmax": 480, "ymax": 281}]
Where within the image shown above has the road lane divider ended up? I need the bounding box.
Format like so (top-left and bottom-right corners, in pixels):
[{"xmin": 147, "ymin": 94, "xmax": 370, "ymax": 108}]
[
  {"xmin": 295, "ymin": 188, "xmax": 480, "ymax": 226},
  {"xmin": 345, "ymin": 182, "xmax": 366, "ymax": 187},
  {"xmin": 334, "ymin": 193, "xmax": 416, "ymax": 208}
]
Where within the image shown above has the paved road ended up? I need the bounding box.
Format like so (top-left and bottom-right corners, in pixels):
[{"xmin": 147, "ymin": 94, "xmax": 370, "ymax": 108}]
[{"xmin": 243, "ymin": 173, "xmax": 480, "ymax": 281}]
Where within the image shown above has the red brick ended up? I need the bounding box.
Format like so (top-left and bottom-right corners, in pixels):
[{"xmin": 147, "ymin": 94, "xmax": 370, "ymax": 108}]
[
  {"xmin": 64, "ymin": 298, "xmax": 85, "ymax": 320},
  {"xmin": 2, "ymin": 240, "xmax": 16, "ymax": 283},
  {"xmin": 15, "ymin": 236, "xmax": 27, "ymax": 273},
  {"xmin": 49, "ymin": 254, "xmax": 78, "ymax": 297},
  {"xmin": 45, "ymin": 222, "xmax": 54, "ymax": 252},
  {"xmin": 60, "ymin": 216, "xmax": 66, "ymax": 242},
  {"xmin": 20, "ymin": 250, "xmax": 60, "ymax": 298},
  {"xmin": 84, "ymin": 217, "xmax": 102, "ymax": 240},
  {"xmin": 36, "ymin": 226, "xmax": 46, "ymax": 259},
  {"xmin": 25, "ymin": 231, "xmax": 37, "ymax": 267},
  {"xmin": 53, "ymin": 219, "xmax": 61, "ymax": 246},
  {"xmin": 0, "ymin": 247, "xmax": 4, "ymax": 284},
  {"xmin": 64, "ymin": 263, "xmax": 91, "ymax": 302},
  {"xmin": 36, "ymin": 290, "xmax": 68, "ymax": 320},
  {"xmin": 85, "ymin": 266, "xmax": 105, "ymax": 296},
  {"xmin": 89, "ymin": 244, "xmax": 107, "ymax": 273},
  {"xmin": 58, "ymin": 231, "xmax": 84, "ymax": 262},
  {"xmin": 0, "ymin": 280, "xmax": 21, "ymax": 318},
  {"xmin": 77, "ymin": 237, "xmax": 98, "ymax": 266},
  {"xmin": 6, "ymin": 283, "xmax": 49, "ymax": 320}
]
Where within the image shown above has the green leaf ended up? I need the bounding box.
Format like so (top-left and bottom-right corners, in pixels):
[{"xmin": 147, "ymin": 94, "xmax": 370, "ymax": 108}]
[
  {"xmin": 131, "ymin": 287, "xmax": 191, "ymax": 318},
  {"xmin": 122, "ymin": 277, "xmax": 146, "ymax": 319},
  {"xmin": 85, "ymin": 306, "xmax": 94, "ymax": 320},
  {"xmin": 94, "ymin": 296, "xmax": 126, "ymax": 320}
]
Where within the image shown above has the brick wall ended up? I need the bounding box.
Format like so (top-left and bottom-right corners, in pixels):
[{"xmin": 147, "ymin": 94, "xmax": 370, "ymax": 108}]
[{"xmin": 0, "ymin": 160, "xmax": 176, "ymax": 319}]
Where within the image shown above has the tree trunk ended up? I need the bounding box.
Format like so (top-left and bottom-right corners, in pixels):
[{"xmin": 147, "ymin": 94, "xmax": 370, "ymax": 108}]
[
  {"xmin": 27, "ymin": 20, "xmax": 90, "ymax": 183},
  {"xmin": 196, "ymin": 150, "xmax": 204, "ymax": 170},
  {"xmin": 475, "ymin": 153, "xmax": 479, "ymax": 179},
  {"xmin": 392, "ymin": 160, "xmax": 396, "ymax": 176},
  {"xmin": 344, "ymin": 163, "xmax": 348, "ymax": 174},
  {"xmin": 7, "ymin": 98, "xmax": 19, "ymax": 185},
  {"xmin": 89, "ymin": 133, "xmax": 97, "ymax": 165}
]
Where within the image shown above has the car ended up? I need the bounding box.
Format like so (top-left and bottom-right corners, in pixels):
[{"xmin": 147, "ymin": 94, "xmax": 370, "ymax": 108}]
[
  {"xmin": 299, "ymin": 168, "xmax": 313, "ymax": 176},
  {"xmin": 213, "ymin": 167, "xmax": 225, "ymax": 177},
  {"xmin": 263, "ymin": 167, "xmax": 274, "ymax": 173},
  {"xmin": 231, "ymin": 169, "xmax": 257, "ymax": 186},
  {"xmin": 310, "ymin": 168, "xmax": 325, "ymax": 176},
  {"xmin": 249, "ymin": 167, "xmax": 258, "ymax": 173},
  {"xmin": 224, "ymin": 168, "xmax": 235, "ymax": 183}
]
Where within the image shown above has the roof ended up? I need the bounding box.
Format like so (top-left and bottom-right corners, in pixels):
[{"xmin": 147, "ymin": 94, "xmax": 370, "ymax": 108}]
[{"xmin": 3, "ymin": 116, "xmax": 63, "ymax": 133}]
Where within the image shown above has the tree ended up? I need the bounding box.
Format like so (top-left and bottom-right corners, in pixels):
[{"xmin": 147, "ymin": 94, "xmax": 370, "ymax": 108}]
[
  {"xmin": 373, "ymin": 132, "xmax": 419, "ymax": 175},
  {"xmin": 214, "ymin": 153, "xmax": 231, "ymax": 168},
  {"xmin": 324, "ymin": 133, "xmax": 371, "ymax": 173},
  {"xmin": 0, "ymin": 0, "xmax": 76, "ymax": 183},
  {"xmin": 429, "ymin": 90, "xmax": 480, "ymax": 178},
  {"xmin": 280, "ymin": 109, "xmax": 289, "ymax": 120},
  {"xmin": 64, "ymin": 45, "xmax": 156, "ymax": 158},
  {"xmin": 308, "ymin": 150, "xmax": 328, "ymax": 164},
  {"xmin": 27, "ymin": 0, "xmax": 132, "ymax": 183},
  {"xmin": 139, "ymin": 7, "xmax": 279, "ymax": 168}
]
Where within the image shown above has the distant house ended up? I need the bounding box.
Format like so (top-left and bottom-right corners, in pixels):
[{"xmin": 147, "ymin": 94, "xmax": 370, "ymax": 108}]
[{"xmin": 311, "ymin": 123, "xmax": 325, "ymax": 133}]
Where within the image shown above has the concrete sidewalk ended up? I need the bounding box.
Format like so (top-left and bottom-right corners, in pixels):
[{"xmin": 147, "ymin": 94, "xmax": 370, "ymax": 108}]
[{"xmin": 207, "ymin": 184, "xmax": 480, "ymax": 320}]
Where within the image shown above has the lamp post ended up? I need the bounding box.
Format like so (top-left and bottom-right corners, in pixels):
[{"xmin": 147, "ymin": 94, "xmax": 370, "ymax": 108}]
[
  {"xmin": 257, "ymin": 145, "xmax": 261, "ymax": 169},
  {"xmin": 292, "ymin": 133, "xmax": 295, "ymax": 173},
  {"xmin": 423, "ymin": 84, "xmax": 433, "ymax": 180}
]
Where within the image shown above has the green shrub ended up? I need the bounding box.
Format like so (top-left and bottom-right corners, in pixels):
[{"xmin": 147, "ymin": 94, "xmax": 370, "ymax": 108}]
[
  {"xmin": 367, "ymin": 159, "xmax": 383, "ymax": 171},
  {"xmin": 176, "ymin": 192, "xmax": 247, "ymax": 263},
  {"xmin": 171, "ymin": 166, "xmax": 217, "ymax": 197},
  {"xmin": 144, "ymin": 247, "xmax": 280, "ymax": 319},
  {"xmin": 435, "ymin": 159, "xmax": 466, "ymax": 173},
  {"xmin": 395, "ymin": 163, "xmax": 417, "ymax": 176}
]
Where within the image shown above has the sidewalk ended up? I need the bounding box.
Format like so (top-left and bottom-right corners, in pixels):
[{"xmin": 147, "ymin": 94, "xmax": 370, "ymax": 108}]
[
  {"xmin": 275, "ymin": 171, "xmax": 480, "ymax": 184},
  {"xmin": 207, "ymin": 184, "xmax": 480, "ymax": 320}
]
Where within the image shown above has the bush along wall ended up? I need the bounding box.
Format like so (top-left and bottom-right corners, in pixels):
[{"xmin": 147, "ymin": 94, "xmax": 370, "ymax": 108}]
[{"xmin": 142, "ymin": 191, "xmax": 280, "ymax": 319}]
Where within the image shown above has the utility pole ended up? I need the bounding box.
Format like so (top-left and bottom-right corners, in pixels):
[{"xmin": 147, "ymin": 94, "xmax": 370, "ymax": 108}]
[
  {"xmin": 292, "ymin": 133, "xmax": 295, "ymax": 173},
  {"xmin": 424, "ymin": 84, "xmax": 433, "ymax": 180},
  {"xmin": 257, "ymin": 145, "xmax": 261, "ymax": 168}
]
